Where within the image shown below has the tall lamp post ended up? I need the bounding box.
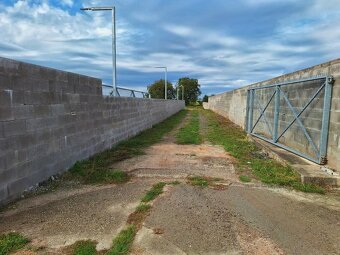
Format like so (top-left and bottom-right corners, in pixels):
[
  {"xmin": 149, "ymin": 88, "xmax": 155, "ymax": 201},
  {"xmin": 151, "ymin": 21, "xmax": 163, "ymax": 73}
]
[
  {"xmin": 154, "ymin": 66, "xmax": 167, "ymax": 100},
  {"xmin": 81, "ymin": 6, "xmax": 117, "ymax": 96}
]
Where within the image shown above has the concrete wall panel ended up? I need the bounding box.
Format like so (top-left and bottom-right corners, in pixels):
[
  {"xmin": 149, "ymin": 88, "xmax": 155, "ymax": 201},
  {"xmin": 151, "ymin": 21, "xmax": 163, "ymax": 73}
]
[
  {"xmin": 0, "ymin": 57, "xmax": 185, "ymax": 205},
  {"xmin": 207, "ymin": 58, "xmax": 340, "ymax": 169}
]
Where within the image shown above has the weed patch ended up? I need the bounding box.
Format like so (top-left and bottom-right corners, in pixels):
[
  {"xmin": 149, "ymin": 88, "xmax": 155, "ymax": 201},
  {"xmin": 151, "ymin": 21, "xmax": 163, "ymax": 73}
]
[
  {"xmin": 239, "ymin": 175, "xmax": 251, "ymax": 183},
  {"xmin": 187, "ymin": 176, "xmax": 225, "ymax": 189},
  {"xmin": 71, "ymin": 240, "xmax": 97, "ymax": 255},
  {"xmin": 135, "ymin": 203, "xmax": 152, "ymax": 213},
  {"xmin": 168, "ymin": 181, "xmax": 181, "ymax": 185},
  {"xmin": 188, "ymin": 176, "xmax": 209, "ymax": 187},
  {"xmin": 107, "ymin": 225, "xmax": 136, "ymax": 255},
  {"xmin": 67, "ymin": 110, "xmax": 187, "ymax": 183},
  {"xmin": 0, "ymin": 233, "xmax": 29, "ymax": 255},
  {"xmin": 203, "ymin": 110, "xmax": 325, "ymax": 194},
  {"xmin": 176, "ymin": 110, "xmax": 201, "ymax": 144},
  {"xmin": 141, "ymin": 182, "xmax": 166, "ymax": 203}
]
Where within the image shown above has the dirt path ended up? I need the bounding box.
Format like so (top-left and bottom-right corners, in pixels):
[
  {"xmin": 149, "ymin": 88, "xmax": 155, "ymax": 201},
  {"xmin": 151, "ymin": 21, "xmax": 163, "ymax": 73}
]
[{"xmin": 1, "ymin": 109, "xmax": 339, "ymax": 255}]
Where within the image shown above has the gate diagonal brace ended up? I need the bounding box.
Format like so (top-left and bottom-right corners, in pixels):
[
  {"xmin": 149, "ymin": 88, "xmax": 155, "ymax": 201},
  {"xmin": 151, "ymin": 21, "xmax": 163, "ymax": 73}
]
[
  {"xmin": 251, "ymin": 90, "xmax": 276, "ymax": 136},
  {"xmin": 247, "ymin": 76, "xmax": 333, "ymax": 164},
  {"xmin": 278, "ymin": 86, "xmax": 323, "ymax": 158}
]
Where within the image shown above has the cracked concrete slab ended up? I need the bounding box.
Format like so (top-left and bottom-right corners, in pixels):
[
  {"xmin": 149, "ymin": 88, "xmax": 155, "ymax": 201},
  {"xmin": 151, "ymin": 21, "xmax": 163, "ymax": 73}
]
[
  {"xmin": 112, "ymin": 143, "xmax": 238, "ymax": 181},
  {"xmin": 224, "ymin": 185, "xmax": 340, "ymax": 255},
  {"xmin": 131, "ymin": 184, "xmax": 284, "ymax": 255},
  {"xmin": 0, "ymin": 180, "xmax": 153, "ymax": 251}
]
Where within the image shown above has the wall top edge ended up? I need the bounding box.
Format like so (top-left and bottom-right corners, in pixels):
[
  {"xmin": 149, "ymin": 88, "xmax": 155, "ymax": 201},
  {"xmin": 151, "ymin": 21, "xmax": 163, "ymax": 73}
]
[
  {"xmin": 210, "ymin": 58, "xmax": 340, "ymax": 98},
  {"xmin": 0, "ymin": 56, "xmax": 102, "ymax": 82}
]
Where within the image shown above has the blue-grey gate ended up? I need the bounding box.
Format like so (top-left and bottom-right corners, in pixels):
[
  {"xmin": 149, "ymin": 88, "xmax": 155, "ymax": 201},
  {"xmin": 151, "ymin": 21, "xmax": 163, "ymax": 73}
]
[{"xmin": 246, "ymin": 76, "xmax": 334, "ymax": 164}]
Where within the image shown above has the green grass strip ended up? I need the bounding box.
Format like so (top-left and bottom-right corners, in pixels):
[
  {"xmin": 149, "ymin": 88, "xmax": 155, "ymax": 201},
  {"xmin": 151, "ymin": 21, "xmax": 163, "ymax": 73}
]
[
  {"xmin": 176, "ymin": 110, "xmax": 201, "ymax": 145},
  {"xmin": 141, "ymin": 182, "xmax": 166, "ymax": 203},
  {"xmin": 72, "ymin": 240, "xmax": 97, "ymax": 255},
  {"xmin": 68, "ymin": 110, "xmax": 187, "ymax": 183},
  {"xmin": 239, "ymin": 175, "xmax": 251, "ymax": 183},
  {"xmin": 107, "ymin": 225, "xmax": 136, "ymax": 255},
  {"xmin": 0, "ymin": 233, "xmax": 29, "ymax": 255},
  {"xmin": 203, "ymin": 110, "xmax": 324, "ymax": 194},
  {"xmin": 188, "ymin": 176, "xmax": 209, "ymax": 187},
  {"xmin": 135, "ymin": 203, "xmax": 152, "ymax": 213}
]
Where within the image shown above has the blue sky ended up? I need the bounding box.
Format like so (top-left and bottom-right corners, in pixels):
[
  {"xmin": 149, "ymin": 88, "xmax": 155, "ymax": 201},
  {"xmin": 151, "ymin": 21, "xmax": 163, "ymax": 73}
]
[{"xmin": 0, "ymin": 0, "xmax": 339, "ymax": 96}]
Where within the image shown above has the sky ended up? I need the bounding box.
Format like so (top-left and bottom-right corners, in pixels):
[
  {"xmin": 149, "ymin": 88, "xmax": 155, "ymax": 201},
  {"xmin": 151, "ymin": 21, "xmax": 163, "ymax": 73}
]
[{"xmin": 0, "ymin": 0, "xmax": 339, "ymax": 96}]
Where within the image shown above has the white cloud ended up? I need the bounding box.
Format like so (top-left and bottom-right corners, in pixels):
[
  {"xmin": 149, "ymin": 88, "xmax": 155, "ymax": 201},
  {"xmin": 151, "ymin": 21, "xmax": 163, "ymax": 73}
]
[
  {"xmin": 0, "ymin": 0, "xmax": 141, "ymax": 81},
  {"xmin": 60, "ymin": 0, "xmax": 73, "ymax": 7},
  {"xmin": 163, "ymin": 25, "xmax": 194, "ymax": 37},
  {"xmin": 0, "ymin": 0, "xmax": 339, "ymax": 94}
]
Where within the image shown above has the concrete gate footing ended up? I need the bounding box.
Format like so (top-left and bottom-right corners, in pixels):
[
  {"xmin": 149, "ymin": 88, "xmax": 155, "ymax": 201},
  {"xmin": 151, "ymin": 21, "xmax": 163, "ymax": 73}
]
[{"xmin": 249, "ymin": 136, "xmax": 340, "ymax": 188}]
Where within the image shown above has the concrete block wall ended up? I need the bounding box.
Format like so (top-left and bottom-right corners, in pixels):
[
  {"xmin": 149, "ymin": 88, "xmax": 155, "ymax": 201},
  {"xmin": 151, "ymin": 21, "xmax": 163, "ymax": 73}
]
[
  {"xmin": 0, "ymin": 57, "xmax": 185, "ymax": 204},
  {"xmin": 206, "ymin": 58, "xmax": 340, "ymax": 170}
]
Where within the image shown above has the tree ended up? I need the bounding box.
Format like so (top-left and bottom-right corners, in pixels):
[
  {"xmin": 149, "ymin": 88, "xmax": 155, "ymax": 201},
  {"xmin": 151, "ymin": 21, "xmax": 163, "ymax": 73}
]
[
  {"xmin": 177, "ymin": 77, "xmax": 201, "ymax": 105},
  {"xmin": 147, "ymin": 79, "xmax": 176, "ymax": 99},
  {"xmin": 202, "ymin": 95, "xmax": 208, "ymax": 102}
]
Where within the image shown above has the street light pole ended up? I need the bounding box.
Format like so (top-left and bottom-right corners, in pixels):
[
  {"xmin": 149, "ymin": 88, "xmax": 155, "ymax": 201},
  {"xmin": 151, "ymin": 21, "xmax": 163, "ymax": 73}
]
[
  {"xmin": 81, "ymin": 6, "xmax": 117, "ymax": 96},
  {"xmin": 112, "ymin": 7, "xmax": 117, "ymax": 97},
  {"xmin": 154, "ymin": 66, "xmax": 167, "ymax": 100}
]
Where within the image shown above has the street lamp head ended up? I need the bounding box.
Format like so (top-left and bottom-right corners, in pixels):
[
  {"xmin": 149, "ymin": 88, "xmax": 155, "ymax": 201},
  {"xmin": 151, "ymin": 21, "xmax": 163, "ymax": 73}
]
[
  {"xmin": 153, "ymin": 66, "xmax": 167, "ymax": 70},
  {"xmin": 80, "ymin": 7, "xmax": 114, "ymax": 11}
]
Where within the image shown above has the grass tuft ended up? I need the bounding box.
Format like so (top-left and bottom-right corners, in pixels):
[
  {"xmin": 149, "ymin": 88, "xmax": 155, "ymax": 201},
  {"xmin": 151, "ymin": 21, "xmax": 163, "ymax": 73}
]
[
  {"xmin": 72, "ymin": 240, "xmax": 97, "ymax": 255},
  {"xmin": 141, "ymin": 182, "xmax": 166, "ymax": 203},
  {"xmin": 168, "ymin": 181, "xmax": 181, "ymax": 185},
  {"xmin": 135, "ymin": 203, "xmax": 152, "ymax": 213},
  {"xmin": 239, "ymin": 175, "xmax": 251, "ymax": 183},
  {"xmin": 0, "ymin": 233, "xmax": 29, "ymax": 255},
  {"xmin": 203, "ymin": 110, "xmax": 325, "ymax": 194},
  {"xmin": 188, "ymin": 176, "xmax": 209, "ymax": 187},
  {"xmin": 107, "ymin": 225, "xmax": 136, "ymax": 255},
  {"xmin": 176, "ymin": 110, "xmax": 201, "ymax": 144},
  {"xmin": 67, "ymin": 110, "xmax": 187, "ymax": 183}
]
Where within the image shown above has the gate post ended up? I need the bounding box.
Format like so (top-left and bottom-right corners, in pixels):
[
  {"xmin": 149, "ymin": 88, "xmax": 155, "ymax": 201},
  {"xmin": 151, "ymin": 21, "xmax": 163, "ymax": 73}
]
[
  {"xmin": 247, "ymin": 89, "xmax": 254, "ymax": 133},
  {"xmin": 273, "ymin": 85, "xmax": 280, "ymax": 142},
  {"xmin": 319, "ymin": 76, "xmax": 334, "ymax": 164},
  {"xmin": 246, "ymin": 90, "xmax": 250, "ymax": 132}
]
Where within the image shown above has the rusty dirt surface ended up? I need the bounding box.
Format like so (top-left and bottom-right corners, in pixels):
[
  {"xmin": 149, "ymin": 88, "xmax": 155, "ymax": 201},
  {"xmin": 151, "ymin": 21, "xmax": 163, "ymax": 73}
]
[{"xmin": 1, "ymin": 110, "xmax": 340, "ymax": 255}]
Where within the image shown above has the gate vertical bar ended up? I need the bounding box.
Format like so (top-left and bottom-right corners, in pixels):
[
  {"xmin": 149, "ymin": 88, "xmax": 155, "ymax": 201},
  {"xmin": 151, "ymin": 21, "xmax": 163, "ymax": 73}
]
[
  {"xmin": 319, "ymin": 77, "xmax": 334, "ymax": 164},
  {"xmin": 273, "ymin": 85, "xmax": 280, "ymax": 142},
  {"xmin": 246, "ymin": 90, "xmax": 250, "ymax": 132},
  {"xmin": 248, "ymin": 89, "xmax": 254, "ymax": 133}
]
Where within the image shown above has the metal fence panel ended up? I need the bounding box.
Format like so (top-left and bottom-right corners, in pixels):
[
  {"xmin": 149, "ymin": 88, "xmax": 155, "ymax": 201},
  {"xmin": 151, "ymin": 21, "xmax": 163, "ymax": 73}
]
[{"xmin": 246, "ymin": 76, "xmax": 334, "ymax": 164}]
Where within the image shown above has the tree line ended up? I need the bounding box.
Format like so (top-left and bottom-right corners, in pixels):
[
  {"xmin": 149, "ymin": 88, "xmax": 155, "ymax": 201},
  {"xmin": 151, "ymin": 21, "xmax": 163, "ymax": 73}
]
[{"xmin": 147, "ymin": 77, "xmax": 202, "ymax": 105}]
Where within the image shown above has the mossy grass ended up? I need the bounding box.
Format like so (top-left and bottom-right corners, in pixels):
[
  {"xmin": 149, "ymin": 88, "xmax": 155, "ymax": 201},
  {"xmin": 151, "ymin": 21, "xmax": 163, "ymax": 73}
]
[
  {"xmin": 0, "ymin": 233, "xmax": 29, "ymax": 255},
  {"xmin": 203, "ymin": 110, "xmax": 325, "ymax": 194},
  {"xmin": 176, "ymin": 110, "xmax": 201, "ymax": 144},
  {"xmin": 68, "ymin": 110, "xmax": 187, "ymax": 183}
]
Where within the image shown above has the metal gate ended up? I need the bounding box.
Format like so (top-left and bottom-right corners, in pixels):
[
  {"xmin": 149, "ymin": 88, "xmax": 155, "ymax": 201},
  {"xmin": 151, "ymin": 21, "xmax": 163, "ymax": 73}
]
[{"xmin": 246, "ymin": 76, "xmax": 334, "ymax": 164}]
